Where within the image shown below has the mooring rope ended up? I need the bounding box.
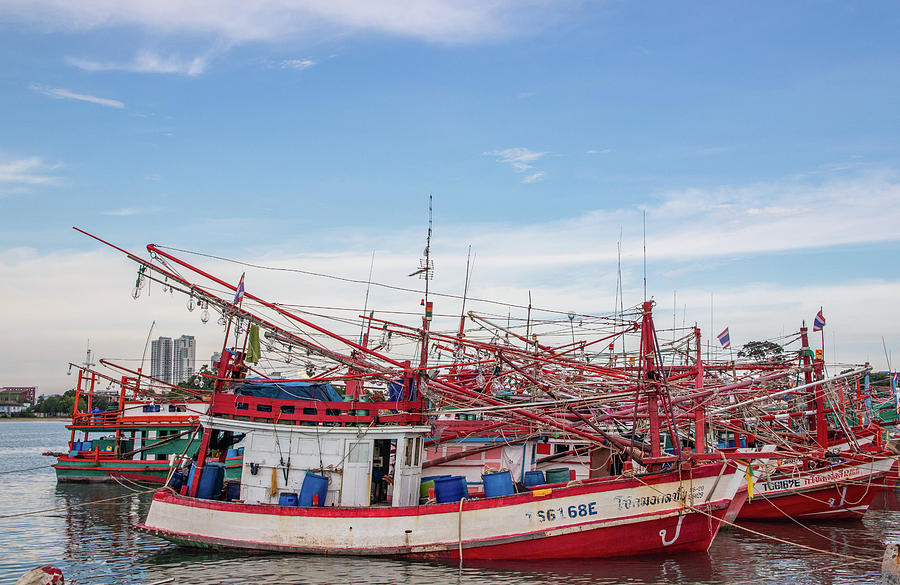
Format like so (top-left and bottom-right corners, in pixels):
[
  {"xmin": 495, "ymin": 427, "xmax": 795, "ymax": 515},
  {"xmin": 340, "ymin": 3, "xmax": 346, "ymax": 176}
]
[{"xmin": 0, "ymin": 487, "xmax": 160, "ymax": 520}]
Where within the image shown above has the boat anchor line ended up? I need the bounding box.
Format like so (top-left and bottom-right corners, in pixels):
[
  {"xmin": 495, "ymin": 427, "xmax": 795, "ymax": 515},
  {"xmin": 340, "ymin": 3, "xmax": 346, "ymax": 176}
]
[{"xmin": 659, "ymin": 514, "xmax": 685, "ymax": 546}]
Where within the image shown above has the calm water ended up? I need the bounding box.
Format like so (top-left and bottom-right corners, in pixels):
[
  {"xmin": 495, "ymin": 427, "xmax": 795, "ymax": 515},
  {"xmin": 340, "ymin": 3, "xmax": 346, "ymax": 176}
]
[{"xmin": 1, "ymin": 420, "xmax": 896, "ymax": 584}]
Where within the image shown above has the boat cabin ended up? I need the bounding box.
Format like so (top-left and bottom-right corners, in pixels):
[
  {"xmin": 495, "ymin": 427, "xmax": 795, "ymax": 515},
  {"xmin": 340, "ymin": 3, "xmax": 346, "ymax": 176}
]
[
  {"xmin": 187, "ymin": 377, "xmax": 429, "ymax": 507},
  {"xmin": 208, "ymin": 417, "xmax": 430, "ymax": 507}
]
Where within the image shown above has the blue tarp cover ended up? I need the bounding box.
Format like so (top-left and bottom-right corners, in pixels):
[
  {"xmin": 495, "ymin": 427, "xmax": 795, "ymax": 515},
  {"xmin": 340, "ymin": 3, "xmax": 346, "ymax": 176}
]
[{"xmin": 233, "ymin": 380, "xmax": 343, "ymax": 402}]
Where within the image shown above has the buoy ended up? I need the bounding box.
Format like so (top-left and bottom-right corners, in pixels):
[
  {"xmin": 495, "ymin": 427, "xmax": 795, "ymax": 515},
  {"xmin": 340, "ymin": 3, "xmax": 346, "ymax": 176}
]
[
  {"xmin": 884, "ymin": 542, "xmax": 900, "ymax": 585},
  {"xmin": 15, "ymin": 566, "xmax": 63, "ymax": 585}
]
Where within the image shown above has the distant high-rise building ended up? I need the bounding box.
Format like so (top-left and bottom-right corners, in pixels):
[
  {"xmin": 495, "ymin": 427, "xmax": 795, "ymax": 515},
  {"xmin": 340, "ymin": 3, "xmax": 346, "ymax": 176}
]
[
  {"xmin": 211, "ymin": 352, "xmax": 221, "ymax": 370},
  {"xmin": 151, "ymin": 337, "xmax": 174, "ymax": 384},
  {"xmin": 174, "ymin": 335, "xmax": 196, "ymax": 384}
]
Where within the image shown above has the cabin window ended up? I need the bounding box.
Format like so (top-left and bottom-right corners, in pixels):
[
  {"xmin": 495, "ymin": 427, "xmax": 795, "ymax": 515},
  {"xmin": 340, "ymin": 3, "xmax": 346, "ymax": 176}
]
[
  {"xmin": 280, "ymin": 405, "xmax": 295, "ymax": 414},
  {"xmin": 349, "ymin": 441, "xmax": 371, "ymax": 464},
  {"xmin": 235, "ymin": 402, "xmax": 249, "ymax": 411},
  {"xmin": 555, "ymin": 443, "xmax": 569, "ymax": 454},
  {"xmin": 256, "ymin": 404, "xmax": 273, "ymax": 413},
  {"xmin": 413, "ymin": 437, "xmax": 421, "ymax": 466}
]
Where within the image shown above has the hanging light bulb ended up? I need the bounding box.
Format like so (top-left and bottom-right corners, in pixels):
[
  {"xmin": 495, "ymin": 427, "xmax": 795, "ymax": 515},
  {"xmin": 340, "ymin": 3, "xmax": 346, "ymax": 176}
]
[
  {"xmin": 217, "ymin": 315, "xmax": 227, "ymax": 326},
  {"xmin": 187, "ymin": 296, "xmax": 195, "ymax": 312},
  {"xmin": 162, "ymin": 276, "xmax": 169, "ymax": 293},
  {"xmin": 200, "ymin": 309, "xmax": 210, "ymax": 324}
]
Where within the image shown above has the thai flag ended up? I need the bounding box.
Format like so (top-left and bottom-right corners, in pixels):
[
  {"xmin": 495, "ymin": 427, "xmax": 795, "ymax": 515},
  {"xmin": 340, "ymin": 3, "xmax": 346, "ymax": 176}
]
[
  {"xmin": 717, "ymin": 327, "xmax": 730, "ymax": 349},
  {"xmin": 813, "ymin": 309, "xmax": 826, "ymax": 331},
  {"xmin": 233, "ymin": 272, "xmax": 245, "ymax": 305}
]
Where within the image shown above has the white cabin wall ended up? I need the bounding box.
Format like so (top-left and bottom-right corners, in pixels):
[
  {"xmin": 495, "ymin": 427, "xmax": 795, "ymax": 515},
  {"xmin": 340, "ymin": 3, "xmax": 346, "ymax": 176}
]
[{"xmin": 240, "ymin": 430, "xmax": 345, "ymax": 505}]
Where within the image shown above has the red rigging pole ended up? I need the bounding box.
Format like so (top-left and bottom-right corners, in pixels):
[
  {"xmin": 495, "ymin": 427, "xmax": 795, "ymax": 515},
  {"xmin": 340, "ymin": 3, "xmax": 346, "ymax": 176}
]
[
  {"xmin": 693, "ymin": 326, "xmax": 707, "ymax": 455},
  {"xmin": 144, "ymin": 243, "xmax": 412, "ymax": 372},
  {"xmin": 800, "ymin": 324, "xmax": 828, "ymax": 448}
]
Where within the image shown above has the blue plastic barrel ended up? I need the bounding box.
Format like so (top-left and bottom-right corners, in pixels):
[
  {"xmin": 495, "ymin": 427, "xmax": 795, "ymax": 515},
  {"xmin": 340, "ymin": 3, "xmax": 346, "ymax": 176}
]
[
  {"xmin": 167, "ymin": 471, "xmax": 186, "ymax": 490},
  {"xmin": 434, "ymin": 476, "xmax": 468, "ymax": 503},
  {"xmin": 279, "ymin": 492, "xmax": 298, "ymax": 506},
  {"xmin": 482, "ymin": 470, "xmax": 515, "ymax": 498},
  {"xmin": 72, "ymin": 441, "xmax": 82, "ymax": 451},
  {"xmin": 544, "ymin": 467, "xmax": 570, "ymax": 484},
  {"xmin": 299, "ymin": 472, "xmax": 329, "ymax": 507},
  {"xmin": 523, "ymin": 470, "xmax": 545, "ymax": 487},
  {"xmin": 420, "ymin": 475, "xmax": 451, "ymax": 498},
  {"xmin": 225, "ymin": 482, "xmax": 241, "ymax": 502},
  {"xmin": 196, "ymin": 461, "xmax": 226, "ymax": 499},
  {"xmin": 82, "ymin": 441, "xmax": 92, "ymax": 451}
]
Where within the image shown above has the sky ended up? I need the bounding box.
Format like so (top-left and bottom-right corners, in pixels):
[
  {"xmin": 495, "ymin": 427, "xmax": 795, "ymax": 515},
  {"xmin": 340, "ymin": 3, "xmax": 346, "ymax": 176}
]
[{"xmin": 1, "ymin": 1, "xmax": 899, "ymax": 394}]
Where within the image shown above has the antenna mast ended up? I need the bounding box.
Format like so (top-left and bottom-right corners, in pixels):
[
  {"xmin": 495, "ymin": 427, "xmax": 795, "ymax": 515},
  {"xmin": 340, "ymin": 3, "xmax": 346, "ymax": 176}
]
[
  {"xmin": 409, "ymin": 193, "xmax": 434, "ymax": 297},
  {"xmin": 642, "ymin": 210, "xmax": 647, "ymax": 302}
]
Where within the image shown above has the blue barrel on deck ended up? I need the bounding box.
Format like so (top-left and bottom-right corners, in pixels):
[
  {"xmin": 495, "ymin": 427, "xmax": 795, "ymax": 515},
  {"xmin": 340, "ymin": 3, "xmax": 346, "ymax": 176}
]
[
  {"xmin": 196, "ymin": 461, "xmax": 226, "ymax": 500},
  {"xmin": 186, "ymin": 462, "xmax": 196, "ymax": 489},
  {"xmin": 482, "ymin": 470, "xmax": 515, "ymax": 498},
  {"xmin": 523, "ymin": 470, "xmax": 545, "ymax": 487},
  {"xmin": 225, "ymin": 481, "xmax": 241, "ymax": 502},
  {"xmin": 279, "ymin": 492, "xmax": 298, "ymax": 506},
  {"xmin": 81, "ymin": 441, "xmax": 92, "ymax": 451},
  {"xmin": 434, "ymin": 476, "xmax": 468, "ymax": 503},
  {"xmin": 544, "ymin": 467, "xmax": 570, "ymax": 484},
  {"xmin": 420, "ymin": 475, "xmax": 451, "ymax": 498},
  {"xmin": 72, "ymin": 441, "xmax": 82, "ymax": 451},
  {"xmin": 299, "ymin": 472, "xmax": 329, "ymax": 507},
  {"xmin": 167, "ymin": 471, "xmax": 186, "ymax": 490}
]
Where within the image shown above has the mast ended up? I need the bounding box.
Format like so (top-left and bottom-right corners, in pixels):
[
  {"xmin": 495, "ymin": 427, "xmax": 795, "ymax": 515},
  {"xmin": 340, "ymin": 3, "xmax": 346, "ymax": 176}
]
[
  {"xmin": 800, "ymin": 324, "xmax": 827, "ymax": 448},
  {"xmin": 693, "ymin": 326, "xmax": 707, "ymax": 454},
  {"xmin": 410, "ymin": 194, "xmax": 434, "ymax": 399}
]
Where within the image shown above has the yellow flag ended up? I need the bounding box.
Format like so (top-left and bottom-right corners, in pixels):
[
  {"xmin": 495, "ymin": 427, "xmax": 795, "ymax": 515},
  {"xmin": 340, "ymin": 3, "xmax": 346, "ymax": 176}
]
[
  {"xmin": 247, "ymin": 324, "xmax": 261, "ymax": 365},
  {"xmin": 744, "ymin": 463, "xmax": 754, "ymax": 502}
]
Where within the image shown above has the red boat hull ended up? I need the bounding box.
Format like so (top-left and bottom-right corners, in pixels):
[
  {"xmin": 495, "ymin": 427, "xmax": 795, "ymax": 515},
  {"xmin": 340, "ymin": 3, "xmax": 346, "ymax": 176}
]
[{"xmin": 739, "ymin": 459, "xmax": 897, "ymax": 521}]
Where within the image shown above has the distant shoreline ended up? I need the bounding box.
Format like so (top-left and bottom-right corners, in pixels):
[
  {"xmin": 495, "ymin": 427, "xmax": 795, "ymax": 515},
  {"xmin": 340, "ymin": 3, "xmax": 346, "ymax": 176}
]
[{"xmin": 0, "ymin": 417, "xmax": 68, "ymax": 421}]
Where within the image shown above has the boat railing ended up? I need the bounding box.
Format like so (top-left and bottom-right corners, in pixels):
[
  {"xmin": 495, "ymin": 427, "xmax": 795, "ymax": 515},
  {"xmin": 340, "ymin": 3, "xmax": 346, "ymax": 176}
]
[
  {"xmin": 211, "ymin": 392, "xmax": 425, "ymax": 426},
  {"xmin": 71, "ymin": 411, "xmax": 119, "ymax": 426}
]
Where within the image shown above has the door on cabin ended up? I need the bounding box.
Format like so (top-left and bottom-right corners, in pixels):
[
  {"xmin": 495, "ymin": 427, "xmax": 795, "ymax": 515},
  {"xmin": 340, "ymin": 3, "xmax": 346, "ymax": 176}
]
[
  {"xmin": 393, "ymin": 436, "xmax": 424, "ymax": 507},
  {"xmin": 341, "ymin": 438, "xmax": 373, "ymax": 507}
]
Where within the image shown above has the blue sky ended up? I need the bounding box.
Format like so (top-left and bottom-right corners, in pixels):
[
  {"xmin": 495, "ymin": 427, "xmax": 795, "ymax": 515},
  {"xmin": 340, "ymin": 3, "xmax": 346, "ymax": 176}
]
[{"xmin": 1, "ymin": 1, "xmax": 899, "ymax": 392}]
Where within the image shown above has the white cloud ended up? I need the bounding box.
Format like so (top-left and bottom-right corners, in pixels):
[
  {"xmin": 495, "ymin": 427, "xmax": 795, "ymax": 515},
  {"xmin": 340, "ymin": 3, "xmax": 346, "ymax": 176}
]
[
  {"xmin": 281, "ymin": 58, "xmax": 316, "ymax": 70},
  {"xmin": 30, "ymin": 84, "xmax": 124, "ymax": 108},
  {"xmin": 485, "ymin": 147, "xmax": 548, "ymax": 182},
  {"xmin": 522, "ymin": 171, "xmax": 545, "ymax": 183},
  {"xmin": 102, "ymin": 208, "xmax": 142, "ymax": 216},
  {"xmin": 486, "ymin": 147, "xmax": 546, "ymax": 171},
  {"xmin": 586, "ymin": 148, "xmax": 611, "ymax": 154},
  {"xmin": 2, "ymin": 0, "xmax": 546, "ymax": 45},
  {"xmin": 68, "ymin": 50, "xmax": 208, "ymax": 76},
  {"xmin": 0, "ymin": 156, "xmax": 61, "ymax": 188},
  {"xmin": 4, "ymin": 169, "xmax": 899, "ymax": 392}
]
